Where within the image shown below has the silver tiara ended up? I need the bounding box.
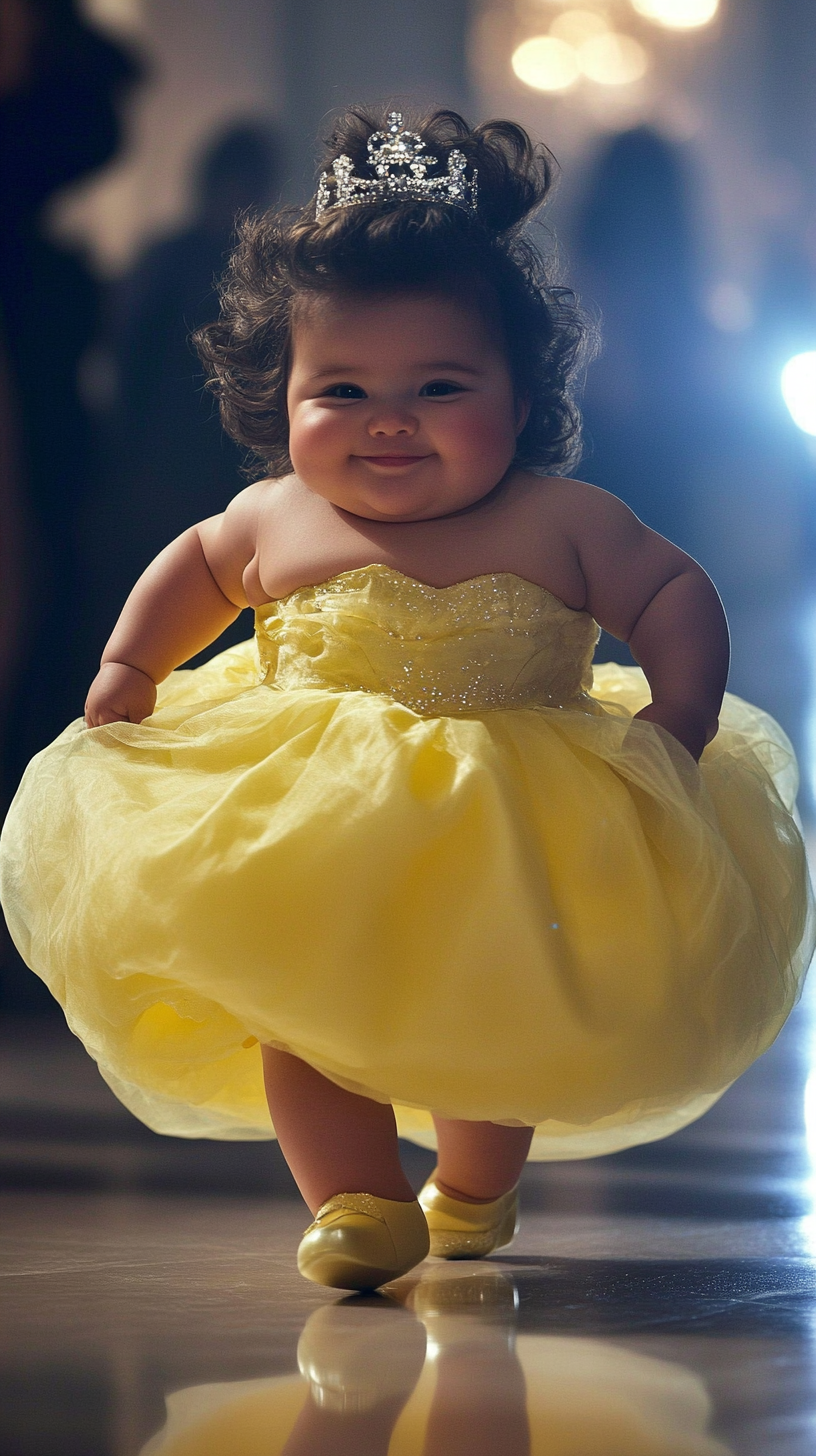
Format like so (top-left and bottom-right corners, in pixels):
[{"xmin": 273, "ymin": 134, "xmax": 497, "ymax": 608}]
[{"xmin": 315, "ymin": 112, "xmax": 478, "ymax": 218}]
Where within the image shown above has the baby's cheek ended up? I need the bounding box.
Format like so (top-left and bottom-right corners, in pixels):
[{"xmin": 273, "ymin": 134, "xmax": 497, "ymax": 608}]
[
  {"xmin": 446, "ymin": 405, "xmax": 516, "ymax": 466},
  {"xmin": 289, "ymin": 409, "xmax": 345, "ymax": 467}
]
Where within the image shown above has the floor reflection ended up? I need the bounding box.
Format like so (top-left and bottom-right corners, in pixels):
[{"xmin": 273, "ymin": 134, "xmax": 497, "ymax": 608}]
[
  {"xmin": 142, "ymin": 1268, "xmax": 730, "ymax": 1456},
  {"xmin": 2, "ymin": 986, "xmax": 816, "ymax": 1452}
]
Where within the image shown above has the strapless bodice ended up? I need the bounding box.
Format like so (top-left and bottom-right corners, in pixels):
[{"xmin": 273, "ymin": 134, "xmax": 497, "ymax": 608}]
[{"xmin": 254, "ymin": 564, "xmax": 600, "ymax": 715}]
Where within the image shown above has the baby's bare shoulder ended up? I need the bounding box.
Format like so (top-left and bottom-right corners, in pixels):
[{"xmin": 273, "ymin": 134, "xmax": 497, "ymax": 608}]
[
  {"xmin": 197, "ymin": 479, "xmax": 285, "ymax": 600},
  {"xmin": 512, "ymin": 473, "xmax": 630, "ymax": 526},
  {"xmin": 211, "ymin": 477, "xmax": 287, "ymax": 544},
  {"xmin": 506, "ymin": 472, "xmax": 640, "ymax": 551},
  {"xmin": 508, "ymin": 473, "xmax": 696, "ymax": 616},
  {"xmin": 226, "ymin": 476, "xmax": 280, "ymax": 520}
]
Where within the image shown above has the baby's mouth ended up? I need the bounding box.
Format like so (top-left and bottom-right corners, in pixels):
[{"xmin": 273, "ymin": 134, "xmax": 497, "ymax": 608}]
[{"xmin": 357, "ymin": 454, "xmax": 432, "ymax": 468}]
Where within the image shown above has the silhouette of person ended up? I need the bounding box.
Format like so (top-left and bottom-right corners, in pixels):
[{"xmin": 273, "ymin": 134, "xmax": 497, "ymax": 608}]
[
  {"xmin": 0, "ymin": 0, "xmax": 140, "ymax": 743},
  {"xmin": 93, "ymin": 122, "xmax": 280, "ymax": 655},
  {"xmin": 0, "ymin": 317, "xmax": 26, "ymax": 764},
  {"xmin": 574, "ymin": 127, "xmax": 710, "ymax": 555},
  {"xmin": 0, "ymin": 0, "xmax": 140, "ymax": 1010}
]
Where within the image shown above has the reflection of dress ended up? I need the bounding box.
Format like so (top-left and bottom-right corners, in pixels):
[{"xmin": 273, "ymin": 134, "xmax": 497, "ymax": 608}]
[
  {"xmin": 0, "ymin": 566, "xmax": 811, "ymax": 1157},
  {"xmin": 139, "ymin": 1295, "xmax": 732, "ymax": 1456}
]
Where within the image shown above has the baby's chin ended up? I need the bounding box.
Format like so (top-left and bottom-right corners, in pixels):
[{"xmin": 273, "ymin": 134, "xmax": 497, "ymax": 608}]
[
  {"xmin": 324, "ymin": 475, "xmax": 499, "ymax": 523},
  {"xmin": 344, "ymin": 499, "xmax": 471, "ymax": 524}
]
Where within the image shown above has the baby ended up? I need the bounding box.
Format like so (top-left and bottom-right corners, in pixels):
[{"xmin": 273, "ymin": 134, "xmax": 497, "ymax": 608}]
[{"xmin": 1, "ymin": 110, "xmax": 810, "ymax": 1291}]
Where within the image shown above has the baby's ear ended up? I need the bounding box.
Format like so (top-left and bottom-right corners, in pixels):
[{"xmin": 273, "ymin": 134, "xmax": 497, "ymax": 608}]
[{"xmin": 514, "ymin": 394, "xmax": 531, "ymax": 435}]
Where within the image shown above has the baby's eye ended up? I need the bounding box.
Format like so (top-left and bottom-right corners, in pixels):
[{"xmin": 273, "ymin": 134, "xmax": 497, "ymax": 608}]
[
  {"xmin": 419, "ymin": 380, "xmax": 466, "ymax": 397},
  {"xmin": 323, "ymin": 383, "xmax": 366, "ymax": 400}
]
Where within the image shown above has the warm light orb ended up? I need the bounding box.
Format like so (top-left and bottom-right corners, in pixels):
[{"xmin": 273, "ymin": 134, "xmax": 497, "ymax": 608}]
[
  {"xmin": 81, "ymin": 0, "xmax": 144, "ymax": 32},
  {"xmin": 550, "ymin": 8, "xmax": 609, "ymax": 46},
  {"xmin": 781, "ymin": 352, "xmax": 816, "ymax": 437},
  {"xmin": 578, "ymin": 31, "xmax": 649, "ymax": 85},
  {"xmin": 630, "ymin": 0, "xmax": 719, "ymax": 29},
  {"xmin": 511, "ymin": 35, "xmax": 581, "ymax": 91}
]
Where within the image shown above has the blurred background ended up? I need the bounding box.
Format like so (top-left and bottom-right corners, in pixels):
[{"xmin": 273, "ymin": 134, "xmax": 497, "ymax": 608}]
[{"xmin": 1, "ymin": 0, "xmax": 816, "ymax": 1145}]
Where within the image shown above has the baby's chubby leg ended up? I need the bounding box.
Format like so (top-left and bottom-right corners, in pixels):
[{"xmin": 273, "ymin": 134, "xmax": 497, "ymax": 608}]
[
  {"xmin": 261, "ymin": 1046, "xmax": 415, "ymax": 1212},
  {"xmin": 432, "ymin": 1117, "xmax": 533, "ymax": 1202},
  {"xmin": 261, "ymin": 1049, "xmax": 532, "ymax": 1211},
  {"xmin": 263, "ymin": 1048, "xmax": 428, "ymax": 1290},
  {"xmin": 261, "ymin": 1048, "xmax": 529, "ymax": 1282},
  {"xmin": 419, "ymin": 1118, "xmax": 532, "ymax": 1259}
]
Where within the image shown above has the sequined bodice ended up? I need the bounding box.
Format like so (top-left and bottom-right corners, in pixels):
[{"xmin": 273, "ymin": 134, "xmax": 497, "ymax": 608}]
[{"xmin": 254, "ymin": 565, "xmax": 600, "ymax": 715}]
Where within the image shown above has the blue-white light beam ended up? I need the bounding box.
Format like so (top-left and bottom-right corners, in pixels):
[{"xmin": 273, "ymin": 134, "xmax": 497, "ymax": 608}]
[{"xmin": 782, "ymin": 352, "xmax": 816, "ymax": 437}]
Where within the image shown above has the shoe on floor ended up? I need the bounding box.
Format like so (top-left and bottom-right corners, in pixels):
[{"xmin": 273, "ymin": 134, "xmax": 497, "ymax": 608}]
[
  {"xmin": 418, "ymin": 1173, "xmax": 518, "ymax": 1259},
  {"xmin": 297, "ymin": 1192, "xmax": 430, "ymax": 1290}
]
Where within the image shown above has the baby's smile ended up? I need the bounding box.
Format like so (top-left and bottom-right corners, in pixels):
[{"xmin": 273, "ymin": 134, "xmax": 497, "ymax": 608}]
[{"xmin": 356, "ymin": 451, "xmax": 434, "ymax": 467}]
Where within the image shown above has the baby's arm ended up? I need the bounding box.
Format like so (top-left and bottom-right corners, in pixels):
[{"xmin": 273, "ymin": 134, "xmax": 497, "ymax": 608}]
[
  {"xmin": 85, "ymin": 485, "xmax": 262, "ymax": 726},
  {"xmin": 568, "ymin": 484, "xmax": 729, "ymax": 761}
]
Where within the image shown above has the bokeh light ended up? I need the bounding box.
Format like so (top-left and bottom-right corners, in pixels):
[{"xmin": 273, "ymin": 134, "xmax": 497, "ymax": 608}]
[
  {"xmin": 781, "ymin": 353, "xmax": 816, "ymax": 437},
  {"xmin": 578, "ymin": 32, "xmax": 649, "ymax": 85},
  {"xmin": 705, "ymin": 281, "xmax": 754, "ymax": 334},
  {"xmin": 630, "ymin": 0, "xmax": 719, "ymax": 29},
  {"xmin": 549, "ymin": 9, "xmax": 609, "ymax": 46},
  {"xmin": 82, "ymin": 0, "xmax": 143, "ymax": 24},
  {"xmin": 511, "ymin": 35, "xmax": 581, "ymax": 91}
]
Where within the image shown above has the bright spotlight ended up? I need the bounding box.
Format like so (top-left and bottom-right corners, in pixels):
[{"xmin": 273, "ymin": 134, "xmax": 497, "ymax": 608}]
[
  {"xmin": 511, "ymin": 35, "xmax": 581, "ymax": 91},
  {"xmin": 578, "ymin": 32, "xmax": 649, "ymax": 85},
  {"xmin": 630, "ymin": 0, "xmax": 719, "ymax": 28},
  {"xmin": 806, "ymin": 1069, "xmax": 816, "ymax": 1163},
  {"xmin": 781, "ymin": 353, "xmax": 816, "ymax": 437}
]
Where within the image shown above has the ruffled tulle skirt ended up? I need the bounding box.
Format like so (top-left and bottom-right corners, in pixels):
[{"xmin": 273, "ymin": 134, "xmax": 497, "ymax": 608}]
[{"xmin": 0, "ymin": 641, "xmax": 811, "ymax": 1159}]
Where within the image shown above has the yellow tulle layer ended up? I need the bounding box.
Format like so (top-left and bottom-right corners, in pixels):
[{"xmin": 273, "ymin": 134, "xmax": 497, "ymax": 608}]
[{"xmin": 1, "ymin": 621, "xmax": 811, "ymax": 1160}]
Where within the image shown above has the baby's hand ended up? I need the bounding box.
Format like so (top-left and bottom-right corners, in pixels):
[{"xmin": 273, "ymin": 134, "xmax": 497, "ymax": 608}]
[{"xmin": 85, "ymin": 662, "xmax": 157, "ymax": 727}]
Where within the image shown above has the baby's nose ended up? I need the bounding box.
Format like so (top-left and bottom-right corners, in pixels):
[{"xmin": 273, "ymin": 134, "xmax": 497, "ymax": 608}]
[{"xmin": 368, "ymin": 404, "xmax": 418, "ymax": 436}]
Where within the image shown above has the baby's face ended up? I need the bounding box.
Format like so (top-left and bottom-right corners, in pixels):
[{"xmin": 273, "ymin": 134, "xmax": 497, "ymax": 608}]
[{"xmin": 286, "ymin": 290, "xmax": 525, "ymax": 521}]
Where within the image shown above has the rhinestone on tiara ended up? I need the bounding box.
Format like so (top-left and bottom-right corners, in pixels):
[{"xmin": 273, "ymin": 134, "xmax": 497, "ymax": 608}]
[{"xmin": 315, "ymin": 112, "xmax": 478, "ymax": 218}]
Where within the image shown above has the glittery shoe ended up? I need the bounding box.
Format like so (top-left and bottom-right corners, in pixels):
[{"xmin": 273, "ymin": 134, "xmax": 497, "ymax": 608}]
[
  {"xmin": 297, "ymin": 1193, "xmax": 430, "ymax": 1291},
  {"xmin": 418, "ymin": 1173, "xmax": 519, "ymax": 1259}
]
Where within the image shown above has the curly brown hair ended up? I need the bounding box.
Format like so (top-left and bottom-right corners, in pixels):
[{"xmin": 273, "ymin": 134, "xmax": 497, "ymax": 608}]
[{"xmin": 195, "ymin": 108, "xmax": 593, "ymax": 479}]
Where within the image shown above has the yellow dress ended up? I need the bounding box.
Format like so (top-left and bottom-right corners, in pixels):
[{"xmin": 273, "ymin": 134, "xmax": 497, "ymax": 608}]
[{"xmin": 0, "ymin": 565, "xmax": 811, "ymax": 1158}]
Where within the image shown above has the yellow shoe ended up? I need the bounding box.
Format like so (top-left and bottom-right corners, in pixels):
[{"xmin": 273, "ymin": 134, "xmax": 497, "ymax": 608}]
[
  {"xmin": 418, "ymin": 1173, "xmax": 519, "ymax": 1259},
  {"xmin": 297, "ymin": 1193, "xmax": 430, "ymax": 1291}
]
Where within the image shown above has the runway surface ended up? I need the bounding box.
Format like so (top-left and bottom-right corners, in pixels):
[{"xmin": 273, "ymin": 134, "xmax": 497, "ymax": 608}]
[{"xmin": 1, "ymin": 977, "xmax": 816, "ymax": 1455}]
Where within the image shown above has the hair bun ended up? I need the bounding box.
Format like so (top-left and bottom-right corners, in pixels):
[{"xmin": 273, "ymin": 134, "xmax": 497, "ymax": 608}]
[{"xmin": 319, "ymin": 108, "xmax": 555, "ymax": 234}]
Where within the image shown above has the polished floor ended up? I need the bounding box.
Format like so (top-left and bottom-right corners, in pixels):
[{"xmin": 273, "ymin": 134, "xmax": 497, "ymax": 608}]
[
  {"xmin": 2, "ymin": 979, "xmax": 816, "ymax": 1455},
  {"xmin": 3, "ymin": 592, "xmax": 816, "ymax": 1454}
]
